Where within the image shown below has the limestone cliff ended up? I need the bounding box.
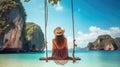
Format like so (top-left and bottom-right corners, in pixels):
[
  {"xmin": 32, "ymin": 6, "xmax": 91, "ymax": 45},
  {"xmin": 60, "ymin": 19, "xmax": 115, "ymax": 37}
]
[
  {"xmin": 87, "ymin": 34, "xmax": 118, "ymax": 50},
  {"xmin": 87, "ymin": 42, "xmax": 94, "ymax": 50},
  {"xmin": 24, "ymin": 23, "xmax": 45, "ymax": 51},
  {"xmin": 114, "ymin": 38, "xmax": 120, "ymax": 50},
  {"xmin": 0, "ymin": 0, "xmax": 26, "ymax": 49}
]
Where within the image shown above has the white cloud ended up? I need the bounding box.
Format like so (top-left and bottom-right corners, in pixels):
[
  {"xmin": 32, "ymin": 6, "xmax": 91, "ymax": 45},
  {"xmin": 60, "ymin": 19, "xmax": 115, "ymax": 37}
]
[
  {"xmin": 54, "ymin": 2, "xmax": 63, "ymax": 11},
  {"xmin": 67, "ymin": 26, "xmax": 120, "ymax": 49}
]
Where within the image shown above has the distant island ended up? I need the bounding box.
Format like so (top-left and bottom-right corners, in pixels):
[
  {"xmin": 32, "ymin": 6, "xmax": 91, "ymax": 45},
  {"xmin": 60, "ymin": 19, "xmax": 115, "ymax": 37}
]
[{"xmin": 87, "ymin": 34, "xmax": 120, "ymax": 50}]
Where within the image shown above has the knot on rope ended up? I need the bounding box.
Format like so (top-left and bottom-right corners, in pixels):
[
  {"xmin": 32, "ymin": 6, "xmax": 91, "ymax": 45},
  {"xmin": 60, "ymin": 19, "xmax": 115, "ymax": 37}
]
[
  {"xmin": 75, "ymin": 44, "xmax": 77, "ymax": 47},
  {"xmin": 44, "ymin": 41, "xmax": 48, "ymax": 45}
]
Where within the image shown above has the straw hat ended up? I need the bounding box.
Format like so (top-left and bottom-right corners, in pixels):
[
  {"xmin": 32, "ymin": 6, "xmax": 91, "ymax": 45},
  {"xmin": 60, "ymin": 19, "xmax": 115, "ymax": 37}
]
[{"xmin": 54, "ymin": 27, "xmax": 65, "ymax": 36}]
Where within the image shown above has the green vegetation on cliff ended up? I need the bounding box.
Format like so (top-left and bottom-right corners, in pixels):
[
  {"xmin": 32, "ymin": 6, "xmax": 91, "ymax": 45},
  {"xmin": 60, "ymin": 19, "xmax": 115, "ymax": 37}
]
[
  {"xmin": 88, "ymin": 34, "xmax": 118, "ymax": 50},
  {"xmin": 93, "ymin": 35, "xmax": 114, "ymax": 50},
  {"xmin": 24, "ymin": 22, "xmax": 45, "ymax": 51},
  {"xmin": 0, "ymin": 0, "xmax": 26, "ymax": 35},
  {"xmin": 24, "ymin": 0, "xmax": 60, "ymax": 5}
]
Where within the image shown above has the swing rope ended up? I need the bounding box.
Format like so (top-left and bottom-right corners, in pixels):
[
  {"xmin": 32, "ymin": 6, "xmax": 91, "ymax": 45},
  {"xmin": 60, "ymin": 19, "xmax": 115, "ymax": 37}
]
[
  {"xmin": 71, "ymin": 0, "xmax": 77, "ymax": 63},
  {"xmin": 44, "ymin": 0, "xmax": 48, "ymax": 62},
  {"xmin": 43, "ymin": 0, "xmax": 78, "ymax": 62}
]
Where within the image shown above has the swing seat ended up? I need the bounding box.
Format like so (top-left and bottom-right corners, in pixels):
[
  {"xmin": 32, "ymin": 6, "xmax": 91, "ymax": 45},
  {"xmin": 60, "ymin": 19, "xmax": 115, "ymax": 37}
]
[{"xmin": 39, "ymin": 57, "xmax": 81, "ymax": 60}]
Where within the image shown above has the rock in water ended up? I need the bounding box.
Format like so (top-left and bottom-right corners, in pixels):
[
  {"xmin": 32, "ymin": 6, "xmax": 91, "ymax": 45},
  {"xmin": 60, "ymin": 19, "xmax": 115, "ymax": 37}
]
[
  {"xmin": 0, "ymin": 0, "xmax": 26, "ymax": 49},
  {"xmin": 25, "ymin": 23, "xmax": 45, "ymax": 51},
  {"xmin": 87, "ymin": 34, "xmax": 118, "ymax": 50},
  {"xmin": 114, "ymin": 38, "xmax": 120, "ymax": 50},
  {"xmin": 87, "ymin": 42, "xmax": 94, "ymax": 50}
]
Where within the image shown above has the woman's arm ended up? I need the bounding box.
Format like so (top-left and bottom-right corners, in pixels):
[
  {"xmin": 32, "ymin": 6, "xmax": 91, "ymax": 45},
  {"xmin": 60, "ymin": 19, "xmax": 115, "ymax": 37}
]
[
  {"xmin": 52, "ymin": 39, "xmax": 55, "ymax": 57},
  {"xmin": 65, "ymin": 38, "xmax": 68, "ymax": 48},
  {"xmin": 65, "ymin": 38, "xmax": 69, "ymax": 57}
]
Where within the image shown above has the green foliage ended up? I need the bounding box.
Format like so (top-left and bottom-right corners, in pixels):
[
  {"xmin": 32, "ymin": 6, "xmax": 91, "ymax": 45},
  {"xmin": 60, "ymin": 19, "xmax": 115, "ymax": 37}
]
[
  {"xmin": 24, "ymin": 22, "xmax": 45, "ymax": 51},
  {"xmin": 0, "ymin": 0, "xmax": 18, "ymax": 35},
  {"xmin": 26, "ymin": 23, "xmax": 37, "ymax": 40},
  {"xmin": 24, "ymin": 0, "xmax": 60, "ymax": 5},
  {"xmin": 48, "ymin": 0, "xmax": 60, "ymax": 5},
  {"xmin": 93, "ymin": 34, "xmax": 114, "ymax": 50},
  {"xmin": 24, "ymin": 0, "xmax": 30, "ymax": 2},
  {"xmin": 25, "ymin": 22, "xmax": 44, "ymax": 49},
  {"xmin": 0, "ymin": 0, "xmax": 26, "ymax": 35},
  {"xmin": 98, "ymin": 34, "xmax": 111, "ymax": 40}
]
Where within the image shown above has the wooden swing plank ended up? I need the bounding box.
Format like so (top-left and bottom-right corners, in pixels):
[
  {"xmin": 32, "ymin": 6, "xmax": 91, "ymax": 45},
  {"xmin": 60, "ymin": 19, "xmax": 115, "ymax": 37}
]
[{"xmin": 39, "ymin": 57, "xmax": 81, "ymax": 60}]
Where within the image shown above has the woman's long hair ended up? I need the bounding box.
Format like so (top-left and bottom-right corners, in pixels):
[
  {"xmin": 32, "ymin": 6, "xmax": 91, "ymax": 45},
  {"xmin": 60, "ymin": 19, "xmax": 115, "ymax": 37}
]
[{"xmin": 55, "ymin": 35, "xmax": 65, "ymax": 46}]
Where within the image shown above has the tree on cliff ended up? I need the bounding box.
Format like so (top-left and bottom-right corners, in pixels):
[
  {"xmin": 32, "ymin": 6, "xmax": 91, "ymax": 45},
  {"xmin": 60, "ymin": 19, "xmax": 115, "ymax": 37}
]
[{"xmin": 24, "ymin": 0, "xmax": 60, "ymax": 5}]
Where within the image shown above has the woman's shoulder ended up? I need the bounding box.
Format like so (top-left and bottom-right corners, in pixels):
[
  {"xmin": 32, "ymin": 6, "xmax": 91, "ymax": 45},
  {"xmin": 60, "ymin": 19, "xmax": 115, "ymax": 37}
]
[
  {"xmin": 52, "ymin": 38, "xmax": 56, "ymax": 43},
  {"xmin": 52, "ymin": 38, "xmax": 55, "ymax": 41},
  {"xmin": 64, "ymin": 37, "xmax": 67, "ymax": 41}
]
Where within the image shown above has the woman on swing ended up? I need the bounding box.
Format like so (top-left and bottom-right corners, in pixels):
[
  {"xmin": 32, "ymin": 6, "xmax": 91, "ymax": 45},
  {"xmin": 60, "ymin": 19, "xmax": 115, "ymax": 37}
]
[{"xmin": 52, "ymin": 27, "xmax": 68, "ymax": 64}]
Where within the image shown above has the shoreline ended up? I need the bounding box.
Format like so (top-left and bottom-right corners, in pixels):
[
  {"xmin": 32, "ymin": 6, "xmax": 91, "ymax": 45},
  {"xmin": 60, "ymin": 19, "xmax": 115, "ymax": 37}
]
[
  {"xmin": 0, "ymin": 48, "xmax": 45, "ymax": 54},
  {"xmin": 0, "ymin": 49, "xmax": 119, "ymax": 54}
]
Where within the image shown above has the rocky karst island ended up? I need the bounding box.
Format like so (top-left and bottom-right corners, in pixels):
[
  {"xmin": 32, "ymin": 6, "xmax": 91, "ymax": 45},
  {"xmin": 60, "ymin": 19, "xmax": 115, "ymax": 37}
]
[
  {"xmin": 0, "ymin": 0, "xmax": 45, "ymax": 53},
  {"xmin": 87, "ymin": 34, "xmax": 120, "ymax": 50}
]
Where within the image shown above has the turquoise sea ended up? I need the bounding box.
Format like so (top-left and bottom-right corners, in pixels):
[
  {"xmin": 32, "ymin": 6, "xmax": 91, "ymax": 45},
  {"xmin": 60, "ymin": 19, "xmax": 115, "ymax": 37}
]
[{"xmin": 0, "ymin": 50, "xmax": 120, "ymax": 67}]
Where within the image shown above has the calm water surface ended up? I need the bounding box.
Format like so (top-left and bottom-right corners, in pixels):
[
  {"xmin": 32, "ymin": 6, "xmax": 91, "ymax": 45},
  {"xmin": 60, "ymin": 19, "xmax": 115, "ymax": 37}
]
[{"xmin": 0, "ymin": 50, "xmax": 120, "ymax": 67}]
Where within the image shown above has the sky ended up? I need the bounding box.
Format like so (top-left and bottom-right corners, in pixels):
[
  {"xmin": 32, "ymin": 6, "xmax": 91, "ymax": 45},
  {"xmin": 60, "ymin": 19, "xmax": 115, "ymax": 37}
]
[{"xmin": 21, "ymin": 0, "xmax": 120, "ymax": 50}]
